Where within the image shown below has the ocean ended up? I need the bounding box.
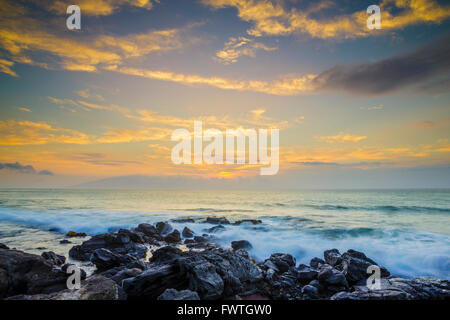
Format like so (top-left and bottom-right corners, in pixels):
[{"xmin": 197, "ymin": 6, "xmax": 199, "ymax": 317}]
[{"xmin": 0, "ymin": 189, "xmax": 449, "ymax": 279}]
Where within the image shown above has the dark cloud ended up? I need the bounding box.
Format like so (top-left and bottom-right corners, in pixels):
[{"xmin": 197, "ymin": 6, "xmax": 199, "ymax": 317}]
[
  {"xmin": 312, "ymin": 34, "xmax": 450, "ymax": 95},
  {"xmin": 0, "ymin": 162, "xmax": 53, "ymax": 175}
]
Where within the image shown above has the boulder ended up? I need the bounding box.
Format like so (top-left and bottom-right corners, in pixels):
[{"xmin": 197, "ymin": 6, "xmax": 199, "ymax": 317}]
[
  {"xmin": 295, "ymin": 264, "xmax": 318, "ymax": 284},
  {"xmin": 302, "ymin": 284, "xmax": 319, "ymax": 299},
  {"xmin": 59, "ymin": 240, "xmax": 72, "ymax": 244},
  {"xmin": 206, "ymin": 225, "xmax": 225, "ymax": 233},
  {"xmin": 231, "ymin": 240, "xmax": 252, "ymax": 251},
  {"xmin": 204, "ymin": 217, "xmax": 230, "ymax": 225},
  {"xmin": 7, "ymin": 275, "xmax": 118, "ymax": 300},
  {"xmin": 171, "ymin": 218, "xmax": 195, "ymax": 223},
  {"xmin": 310, "ymin": 257, "xmax": 325, "ymax": 269},
  {"xmin": 136, "ymin": 223, "xmax": 158, "ymax": 236},
  {"xmin": 232, "ymin": 219, "xmax": 262, "ymax": 225},
  {"xmin": 41, "ymin": 251, "xmax": 66, "ymax": 266},
  {"xmin": 164, "ymin": 229, "xmax": 181, "ymax": 243},
  {"xmin": 156, "ymin": 221, "xmax": 173, "ymax": 235},
  {"xmin": 323, "ymin": 249, "xmax": 342, "ymax": 266},
  {"xmin": 318, "ymin": 265, "xmax": 348, "ymax": 289},
  {"xmin": 265, "ymin": 253, "xmax": 296, "ymax": 274},
  {"xmin": 157, "ymin": 288, "xmax": 200, "ymax": 300},
  {"xmin": 0, "ymin": 243, "xmax": 9, "ymax": 249},
  {"xmin": 182, "ymin": 227, "xmax": 194, "ymax": 238},
  {"xmin": 339, "ymin": 249, "xmax": 390, "ymax": 284},
  {"xmin": 90, "ymin": 248, "xmax": 138, "ymax": 271}
]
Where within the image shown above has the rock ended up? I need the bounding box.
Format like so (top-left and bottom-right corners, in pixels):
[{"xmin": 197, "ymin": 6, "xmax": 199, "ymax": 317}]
[
  {"xmin": 318, "ymin": 265, "xmax": 348, "ymax": 290},
  {"xmin": 184, "ymin": 239, "xmax": 195, "ymax": 244},
  {"xmin": 59, "ymin": 240, "xmax": 72, "ymax": 244},
  {"xmin": 136, "ymin": 223, "xmax": 158, "ymax": 236},
  {"xmin": 265, "ymin": 253, "xmax": 296, "ymax": 274},
  {"xmin": 118, "ymin": 229, "xmax": 146, "ymax": 244},
  {"xmin": 157, "ymin": 288, "xmax": 200, "ymax": 300},
  {"xmin": 204, "ymin": 217, "xmax": 230, "ymax": 225},
  {"xmin": 90, "ymin": 248, "xmax": 137, "ymax": 271},
  {"xmin": 69, "ymin": 232, "xmax": 148, "ymax": 261},
  {"xmin": 182, "ymin": 227, "xmax": 194, "ymax": 238},
  {"xmin": 124, "ymin": 247, "xmax": 262, "ymax": 300},
  {"xmin": 302, "ymin": 285, "xmax": 319, "ymax": 299},
  {"xmin": 295, "ymin": 264, "xmax": 318, "ymax": 284},
  {"xmin": 0, "ymin": 243, "xmax": 9, "ymax": 249},
  {"xmin": 41, "ymin": 251, "xmax": 66, "ymax": 266},
  {"xmin": 164, "ymin": 229, "xmax": 181, "ymax": 243},
  {"xmin": 206, "ymin": 225, "xmax": 225, "ymax": 233},
  {"xmin": 102, "ymin": 267, "xmax": 142, "ymax": 285},
  {"xmin": 66, "ymin": 231, "xmax": 87, "ymax": 237},
  {"xmin": 156, "ymin": 221, "xmax": 173, "ymax": 235},
  {"xmin": 171, "ymin": 218, "xmax": 195, "ymax": 223},
  {"xmin": 61, "ymin": 264, "xmax": 87, "ymax": 279},
  {"xmin": 339, "ymin": 249, "xmax": 390, "ymax": 284},
  {"xmin": 324, "ymin": 249, "xmax": 342, "ymax": 266},
  {"xmin": 310, "ymin": 257, "xmax": 325, "ymax": 269},
  {"xmin": 194, "ymin": 236, "xmax": 207, "ymax": 243},
  {"xmin": 232, "ymin": 219, "xmax": 262, "ymax": 225},
  {"xmin": 231, "ymin": 240, "xmax": 252, "ymax": 251},
  {"xmin": 7, "ymin": 275, "xmax": 119, "ymax": 300}
]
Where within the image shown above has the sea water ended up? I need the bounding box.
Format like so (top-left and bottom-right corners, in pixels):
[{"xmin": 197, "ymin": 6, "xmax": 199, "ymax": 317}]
[{"xmin": 0, "ymin": 189, "xmax": 448, "ymax": 279}]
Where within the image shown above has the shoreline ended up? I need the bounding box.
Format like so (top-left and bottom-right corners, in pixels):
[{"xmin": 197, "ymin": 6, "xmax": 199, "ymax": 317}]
[{"xmin": 1, "ymin": 218, "xmax": 449, "ymax": 300}]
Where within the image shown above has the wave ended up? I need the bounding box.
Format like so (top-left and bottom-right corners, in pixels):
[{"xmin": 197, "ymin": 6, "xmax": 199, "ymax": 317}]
[
  {"xmin": 181, "ymin": 208, "xmax": 255, "ymax": 213},
  {"xmin": 303, "ymin": 204, "xmax": 450, "ymax": 213}
]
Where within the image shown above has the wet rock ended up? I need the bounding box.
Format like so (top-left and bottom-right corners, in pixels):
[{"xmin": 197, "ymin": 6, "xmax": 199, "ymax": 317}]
[
  {"xmin": 231, "ymin": 240, "xmax": 252, "ymax": 251},
  {"xmin": 164, "ymin": 229, "xmax": 181, "ymax": 243},
  {"xmin": 90, "ymin": 248, "xmax": 138, "ymax": 271},
  {"xmin": 0, "ymin": 243, "xmax": 9, "ymax": 250},
  {"xmin": 136, "ymin": 223, "xmax": 158, "ymax": 236},
  {"xmin": 41, "ymin": 251, "xmax": 66, "ymax": 266},
  {"xmin": 0, "ymin": 248, "xmax": 54, "ymax": 298},
  {"xmin": 7, "ymin": 275, "xmax": 118, "ymax": 300},
  {"xmin": 182, "ymin": 227, "xmax": 194, "ymax": 238},
  {"xmin": 295, "ymin": 264, "xmax": 318, "ymax": 284},
  {"xmin": 232, "ymin": 219, "xmax": 262, "ymax": 225},
  {"xmin": 157, "ymin": 288, "xmax": 200, "ymax": 300},
  {"xmin": 194, "ymin": 236, "xmax": 207, "ymax": 243},
  {"xmin": 339, "ymin": 249, "xmax": 390, "ymax": 284},
  {"xmin": 310, "ymin": 257, "xmax": 325, "ymax": 269},
  {"xmin": 171, "ymin": 218, "xmax": 195, "ymax": 223},
  {"xmin": 184, "ymin": 239, "xmax": 195, "ymax": 244},
  {"xmin": 206, "ymin": 225, "xmax": 225, "ymax": 233},
  {"xmin": 265, "ymin": 253, "xmax": 296, "ymax": 274},
  {"xmin": 302, "ymin": 284, "xmax": 319, "ymax": 299},
  {"xmin": 318, "ymin": 265, "xmax": 348, "ymax": 290},
  {"xmin": 156, "ymin": 221, "xmax": 173, "ymax": 235},
  {"xmin": 66, "ymin": 231, "xmax": 87, "ymax": 237},
  {"xmin": 101, "ymin": 267, "xmax": 143, "ymax": 285},
  {"xmin": 59, "ymin": 240, "xmax": 72, "ymax": 244},
  {"xmin": 118, "ymin": 229, "xmax": 146, "ymax": 244},
  {"xmin": 324, "ymin": 249, "xmax": 342, "ymax": 267},
  {"xmin": 204, "ymin": 217, "xmax": 230, "ymax": 225},
  {"xmin": 69, "ymin": 232, "xmax": 148, "ymax": 261}
]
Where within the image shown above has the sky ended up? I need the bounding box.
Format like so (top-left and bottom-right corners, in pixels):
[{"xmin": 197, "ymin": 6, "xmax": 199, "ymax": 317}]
[{"xmin": 0, "ymin": 0, "xmax": 449, "ymax": 188}]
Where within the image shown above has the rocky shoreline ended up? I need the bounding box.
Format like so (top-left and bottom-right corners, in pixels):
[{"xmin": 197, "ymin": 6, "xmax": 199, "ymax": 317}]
[{"xmin": 0, "ymin": 218, "xmax": 449, "ymax": 300}]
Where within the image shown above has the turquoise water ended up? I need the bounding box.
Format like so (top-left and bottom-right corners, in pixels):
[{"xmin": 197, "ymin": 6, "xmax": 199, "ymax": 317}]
[{"xmin": 0, "ymin": 189, "xmax": 449, "ymax": 279}]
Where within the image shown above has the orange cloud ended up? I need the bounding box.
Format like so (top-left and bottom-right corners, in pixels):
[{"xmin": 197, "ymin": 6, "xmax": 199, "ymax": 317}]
[{"xmin": 316, "ymin": 132, "xmax": 367, "ymax": 143}]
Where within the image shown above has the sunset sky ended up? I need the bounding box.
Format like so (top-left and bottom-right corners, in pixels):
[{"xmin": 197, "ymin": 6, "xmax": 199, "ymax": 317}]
[{"xmin": 0, "ymin": 0, "xmax": 449, "ymax": 188}]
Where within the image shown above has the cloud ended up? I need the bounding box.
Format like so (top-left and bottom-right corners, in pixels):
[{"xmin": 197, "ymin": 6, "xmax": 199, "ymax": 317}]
[
  {"xmin": 202, "ymin": 0, "xmax": 450, "ymax": 39},
  {"xmin": 17, "ymin": 107, "xmax": 32, "ymax": 112},
  {"xmin": 0, "ymin": 59, "xmax": 17, "ymax": 77},
  {"xmin": 215, "ymin": 36, "xmax": 277, "ymax": 64},
  {"xmin": 410, "ymin": 118, "xmax": 450, "ymax": 129},
  {"xmin": 311, "ymin": 34, "xmax": 450, "ymax": 95},
  {"xmin": 0, "ymin": 161, "xmax": 53, "ymax": 175},
  {"xmin": 316, "ymin": 132, "xmax": 367, "ymax": 143},
  {"xmin": 43, "ymin": 0, "xmax": 154, "ymax": 16}
]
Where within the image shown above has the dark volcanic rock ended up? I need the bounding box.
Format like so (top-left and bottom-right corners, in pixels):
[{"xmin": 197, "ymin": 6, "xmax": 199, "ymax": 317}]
[
  {"xmin": 7, "ymin": 275, "xmax": 118, "ymax": 300},
  {"xmin": 157, "ymin": 288, "xmax": 200, "ymax": 300},
  {"xmin": 331, "ymin": 277, "xmax": 450, "ymax": 300},
  {"xmin": 310, "ymin": 257, "xmax": 325, "ymax": 269},
  {"xmin": 206, "ymin": 225, "xmax": 225, "ymax": 233},
  {"xmin": 231, "ymin": 240, "xmax": 252, "ymax": 251},
  {"xmin": 69, "ymin": 232, "xmax": 147, "ymax": 261},
  {"xmin": 123, "ymin": 247, "xmax": 262, "ymax": 300},
  {"xmin": 101, "ymin": 267, "xmax": 142, "ymax": 285},
  {"xmin": 164, "ymin": 230, "xmax": 181, "ymax": 243},
  {"xmin": 295, "ymin": 264, "xmax": 318, "ymax": 284},
  {"xmin": 171, "ymin": 218, "xmax": 195, "ymax": 223},
  {"xmin": 0, "ymin": 243, "xmax": 9, "ymax": 249},
  {"xmin": 59, "ymin": 240, "xmax": 71, "ymax": 244},
  {"xmin": 302, "ymin": 284, "xmax": 319, "ymax": 299},
  {"xmin": 194, "ymin": 236, "xmax": 207, "ymax": 243},
  {"xmin": 90, "ymin": 248, "xmax": 138, "ymax": 271},
  {"xmin": 318, "ymin": 265, "xmax": 349, "ymax": 291},
  {"xmin": 41, "ymin": 251, "xmax": 66, "ymax": 266},
  {"xmin": 324, "ymin": 249, "xmax": 343, "ymax": 267},
  {"xmin": 182, "ymin": 227, "xmax": 194, "ymax": 238},
  {"xmin": 136, "ymin": 223, "xmax": 157, "ymax": 236},
  {"xmin": 232, "ymin": 219, "xmax": 262, "ymax": 225},
  {"xmin": 156, "ymin": 221, "xmax": 173, "ymax": 235},
  {"xmin": 204, "ymin": 217, "xmax": 230, "ymax": 225},
  {"xmin": 0, "ymin": 248, "xmax": 68, "ymax": 298},
  {"xmin": 118, "ymin": 228, "xmax": 146, "ymax": 244},
  {"xmin": 265, "ymin": 253, "xmax": 296, "ymax": 274},
  {"xmin": 339, "ymin": 249, "xmax": 390, "ymax": 284}
]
